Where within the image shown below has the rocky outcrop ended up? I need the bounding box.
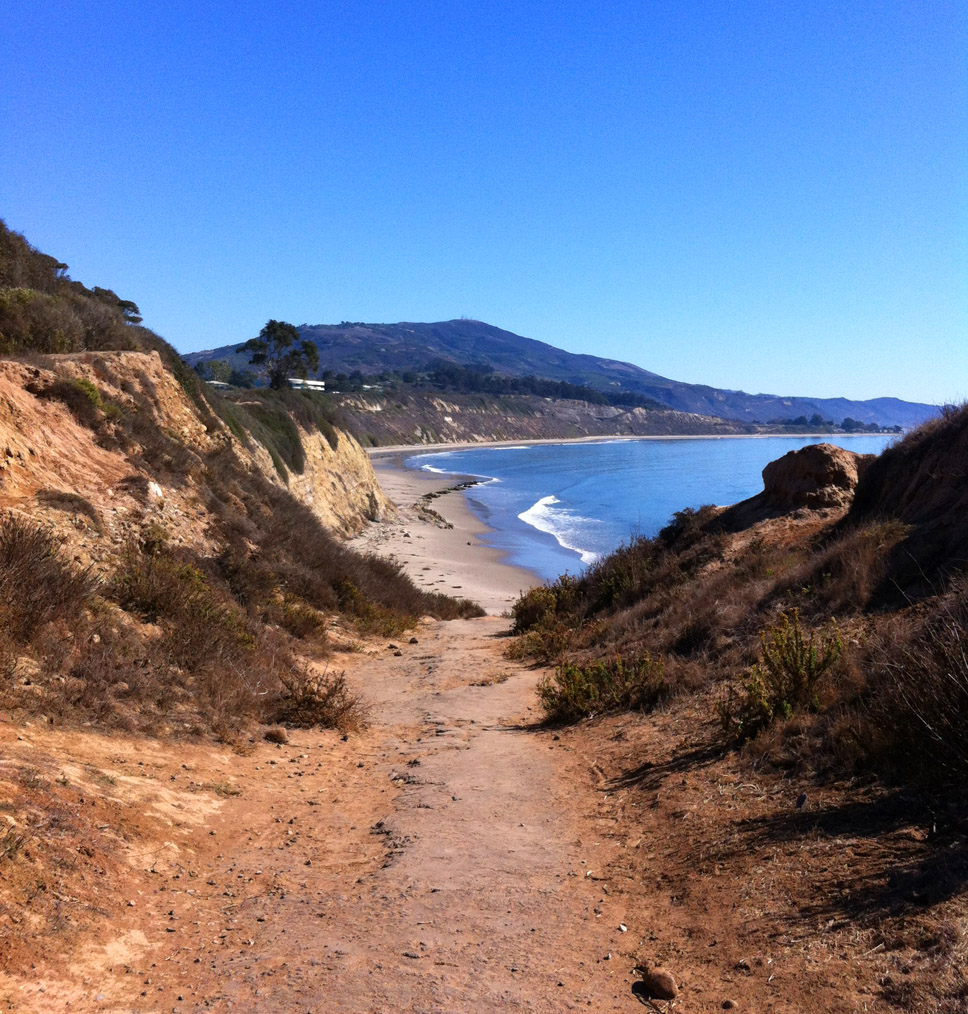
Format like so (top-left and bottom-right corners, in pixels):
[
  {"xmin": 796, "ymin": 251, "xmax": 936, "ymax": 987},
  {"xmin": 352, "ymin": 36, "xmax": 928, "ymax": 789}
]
[
  {"xmin": 760, "ymin": 443, "xmax": 875, "ymax": 509},
  {"xmin": 715, "ymin": 442, "xmax": 875, "ymax": 531}
]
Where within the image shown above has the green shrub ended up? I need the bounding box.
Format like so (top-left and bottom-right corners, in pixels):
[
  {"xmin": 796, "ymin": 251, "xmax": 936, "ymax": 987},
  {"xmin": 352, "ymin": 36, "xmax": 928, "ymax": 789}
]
[
  {"xmin": 71, "ymin": 376, "xmax": 101, "ymax": 406},
  {"xmin": 719, "ymin": 609, "xmax": 842, "ymax": 742},
  {"xmin": 280, "ymin": 596, "xmax": 328, "ymax": 641},
  {"xmin": 537, "ymin": 653, "xmax": 665, "ymax": 723},
  {"xmin": 511, "ymin": 576, "xmax": 579, "ymax": 633}
]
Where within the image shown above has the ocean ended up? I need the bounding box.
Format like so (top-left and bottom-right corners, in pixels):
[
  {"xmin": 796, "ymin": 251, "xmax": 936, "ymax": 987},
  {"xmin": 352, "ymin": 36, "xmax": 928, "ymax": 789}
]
[{"xmin": 404, "ymin": 435, "xmax": 895, "ymax": 582}]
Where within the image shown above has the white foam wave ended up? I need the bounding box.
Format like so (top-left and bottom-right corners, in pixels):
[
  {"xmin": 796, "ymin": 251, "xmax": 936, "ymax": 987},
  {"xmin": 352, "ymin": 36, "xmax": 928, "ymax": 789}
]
[
  {"xmin": 517, "ymin": 495, "xmax": 600, "ymax": 565},
  {"xmin": 417, "ymin": 463, "xmax": 500, "ymax": 485}
]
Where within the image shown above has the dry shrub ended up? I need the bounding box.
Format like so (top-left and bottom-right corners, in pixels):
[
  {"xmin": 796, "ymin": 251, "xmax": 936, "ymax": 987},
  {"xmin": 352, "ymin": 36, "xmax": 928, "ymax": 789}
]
[
  {"xmin": 418, "ymin": 592, "xmax": 486, "ymax": 620},
  {"xmin": 274, "ymin": 666, "xmax": 366, "ymax": 732},
  {"xmin": 124, "ymin": 406, "xmax": 198, "ymax": 477},
  {"xmin": 205, "ymin": 451, "xmax": 483, "ymax": 625},
  {"xmin": 506, "ymin": 619, "xmax": 576, "ymax": 664},
  {"xmin": 59, "ymin": 626, "xmax": 156, "ymax": 731},
  {"xmin": 0, "ymin": 513, "xmax": 96, "ymax": 642},
  {"xmin": 537, "ymin": 653, "xmax": 665, "ymax": 724},
  {"xmin": 35, "ymin": 488, "xmax": 103, "ymax": 530},
  {"xmin": 861, "ymin": 583, "xmax": 968, "ymax": 783},
  {"xmin": 774, "ymin": 520, "xmax": 910, "ymax": 615},
  {"xmin": 97, "ymin": 538, "xmax": 299, "ymax": 731},
  {"xmin": 217, "ymin": 548, "xmax": 281, "ymax": 609}
]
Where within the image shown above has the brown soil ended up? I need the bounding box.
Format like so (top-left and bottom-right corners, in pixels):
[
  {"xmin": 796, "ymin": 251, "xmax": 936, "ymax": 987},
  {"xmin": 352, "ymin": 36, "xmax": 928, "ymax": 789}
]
[{"xmin": 2, "ymin": 616, "xmax": 963, "ymax": 1012}]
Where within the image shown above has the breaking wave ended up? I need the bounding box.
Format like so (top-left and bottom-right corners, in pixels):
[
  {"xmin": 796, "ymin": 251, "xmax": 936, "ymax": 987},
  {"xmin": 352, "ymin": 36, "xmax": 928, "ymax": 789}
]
[{"xmin": 517, "ymin": 495, "xmax": 600, "ymax": 565}]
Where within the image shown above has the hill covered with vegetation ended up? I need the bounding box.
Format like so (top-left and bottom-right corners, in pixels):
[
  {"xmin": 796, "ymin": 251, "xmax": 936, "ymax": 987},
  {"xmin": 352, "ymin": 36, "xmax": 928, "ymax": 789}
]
[{"xmin": 187, "ymin": 317, "xmax": 937, "ymax": 430}]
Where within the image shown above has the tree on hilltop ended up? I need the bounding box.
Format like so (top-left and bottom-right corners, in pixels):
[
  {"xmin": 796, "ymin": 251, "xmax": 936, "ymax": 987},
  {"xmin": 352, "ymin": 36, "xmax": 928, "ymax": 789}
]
[{"xmin": 238, "ymin": 320, "xmax": 319, "ymax": 389}]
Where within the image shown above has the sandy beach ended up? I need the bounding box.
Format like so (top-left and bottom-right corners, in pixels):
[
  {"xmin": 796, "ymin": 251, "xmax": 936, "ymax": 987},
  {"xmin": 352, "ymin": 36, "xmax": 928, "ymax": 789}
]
[
  {"xmin": 350, "ymin": 454, "xmax": 540, "ymax": 615},
  {"xmin": 366, "ymin": 431, "xmax": 861, "ymax": 458}
]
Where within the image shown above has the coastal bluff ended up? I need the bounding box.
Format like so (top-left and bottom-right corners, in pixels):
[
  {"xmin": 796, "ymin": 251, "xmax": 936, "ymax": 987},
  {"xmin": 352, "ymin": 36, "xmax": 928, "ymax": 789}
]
[{"xmin": 0, "ymin": 350, "xmax": 391, "ymax": 568}]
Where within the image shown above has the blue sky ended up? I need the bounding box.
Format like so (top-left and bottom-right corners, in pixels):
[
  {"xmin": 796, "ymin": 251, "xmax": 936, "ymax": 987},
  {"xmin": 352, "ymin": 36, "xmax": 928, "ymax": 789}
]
[{"xmin": 2, "ymin": 0, "xmax": 965, "ymax": 404}]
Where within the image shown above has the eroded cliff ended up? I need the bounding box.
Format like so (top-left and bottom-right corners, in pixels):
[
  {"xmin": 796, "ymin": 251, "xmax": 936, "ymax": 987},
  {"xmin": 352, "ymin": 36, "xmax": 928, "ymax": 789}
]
[{"xmin": 0, "ymin": 350, "xmax": 391, "ymax": 559}]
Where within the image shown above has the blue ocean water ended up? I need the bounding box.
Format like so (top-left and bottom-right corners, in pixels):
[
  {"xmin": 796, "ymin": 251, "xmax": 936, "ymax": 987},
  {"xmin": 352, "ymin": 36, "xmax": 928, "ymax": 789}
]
[{"xmin": 404, "ymin": 436, "xmax": 895, "ymax": 582}]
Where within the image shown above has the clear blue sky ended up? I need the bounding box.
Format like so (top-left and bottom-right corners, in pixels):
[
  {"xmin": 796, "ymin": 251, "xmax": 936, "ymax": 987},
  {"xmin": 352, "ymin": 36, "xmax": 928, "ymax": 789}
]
[{"xmin": 2, "ymin": 0, "xmax": 965, "ymax": 404}]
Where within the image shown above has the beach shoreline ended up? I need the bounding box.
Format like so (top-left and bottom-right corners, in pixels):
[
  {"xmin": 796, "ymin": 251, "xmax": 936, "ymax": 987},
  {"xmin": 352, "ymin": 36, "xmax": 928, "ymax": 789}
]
[
  {"xmin": 349, "ymin": 456, "xmax": 540, "ymax": 616},
  {"xmin": 366, "ymin": 430, "xmax": 894, "ymax": 459}
]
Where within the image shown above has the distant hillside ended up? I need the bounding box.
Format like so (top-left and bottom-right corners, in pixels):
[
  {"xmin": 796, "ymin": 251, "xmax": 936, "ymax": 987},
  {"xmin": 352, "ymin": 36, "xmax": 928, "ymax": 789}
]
[
  {"xmin": 186, "ymin": 319, "xmax": 938, "ymax": 430},
  {"xmin": 333, "ymin": 389, "xmax": 749, "ymax": 447}
]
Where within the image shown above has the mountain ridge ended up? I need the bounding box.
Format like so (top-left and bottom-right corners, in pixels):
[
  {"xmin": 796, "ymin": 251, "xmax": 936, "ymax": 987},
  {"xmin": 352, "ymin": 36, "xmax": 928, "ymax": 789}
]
[{"xmin": 186, "ymin": 318, "xmax": 937, "ymax": 429}]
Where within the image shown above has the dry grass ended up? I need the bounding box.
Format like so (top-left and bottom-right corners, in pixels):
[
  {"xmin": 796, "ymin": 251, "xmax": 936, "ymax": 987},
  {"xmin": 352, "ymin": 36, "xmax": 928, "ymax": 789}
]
[
  {"xmin": 0, "ymin": 513, "xmax": 96, "ymax": 643},
  {"xmin": 859, "ymin": 580, "xmax": 968, "ymax": 785},
  {"xmin": 273, "ymin": 667, "xmax": 367, "ymax": 733}
]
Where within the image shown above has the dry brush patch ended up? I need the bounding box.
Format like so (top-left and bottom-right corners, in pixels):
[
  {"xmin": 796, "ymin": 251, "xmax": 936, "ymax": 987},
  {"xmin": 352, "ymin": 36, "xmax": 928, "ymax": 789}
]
[{"xmin": 507, "ymin": 421, "xmax": 968, "ymax": 1009}]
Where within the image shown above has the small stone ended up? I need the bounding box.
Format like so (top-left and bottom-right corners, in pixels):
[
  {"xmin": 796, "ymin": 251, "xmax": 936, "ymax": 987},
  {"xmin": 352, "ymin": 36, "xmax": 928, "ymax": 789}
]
[
  {"xmin": 409, "ymin": 637, "xmax": 418, "ymax": 644},
  {"xmin": 393, "ymin": 650, "xmax": 403, "ymax": 657},
  {"xmin": 723, "ymin": 1001, "xmax": 737, "ymax": 1010},
  {"xmin": 636, "ymin": 966, "xmax": 678, "ymax": 1000},
  {"xmin": 618, "ymin": 923, "xmax": 628, "ymax": 933},
  {"xmin": 387, "ymin": 643, "xmax": 399, "ymax": 650}
]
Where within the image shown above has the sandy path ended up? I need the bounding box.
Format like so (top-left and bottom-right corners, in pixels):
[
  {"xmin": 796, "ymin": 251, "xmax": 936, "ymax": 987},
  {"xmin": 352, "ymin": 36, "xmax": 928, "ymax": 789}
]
[
  {"xmin": 5, "ymin": 458, "xmax": 639, "ymax": 1012},
  {"xmin": 267, "ymin": 617, "xmax": 634, "ymax": 1013}
]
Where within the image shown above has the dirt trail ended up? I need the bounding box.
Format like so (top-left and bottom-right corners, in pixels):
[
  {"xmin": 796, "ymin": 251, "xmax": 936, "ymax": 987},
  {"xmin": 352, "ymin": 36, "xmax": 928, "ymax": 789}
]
[
  {"xmin": 7, "ymin": 617, "xmax": 638, "ymax": 1013},
  {"xmin": 292, "ymin": 617, "xmax": 634, "ymax": 1013}
]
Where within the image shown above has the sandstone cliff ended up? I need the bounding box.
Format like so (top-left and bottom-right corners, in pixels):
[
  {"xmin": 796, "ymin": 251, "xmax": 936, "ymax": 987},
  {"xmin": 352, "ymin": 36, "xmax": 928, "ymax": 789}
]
[
  {"xmin": 0, "ymin": 350, "xmax": 391, "ymax": 562},
  {"xmin": 242, "ymin": 412, "xmax": 390, "ymax": 535}
]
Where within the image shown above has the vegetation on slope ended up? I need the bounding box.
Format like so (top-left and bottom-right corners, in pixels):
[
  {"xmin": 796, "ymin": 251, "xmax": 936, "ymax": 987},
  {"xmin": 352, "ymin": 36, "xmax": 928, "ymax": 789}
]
[
  {"xmin": 0, "ymin": 220, "xmax": 483, "ymax": 737},
  {"xmin": 512, "ymin": 408, "xmax": 968, "ymax": 791}
]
